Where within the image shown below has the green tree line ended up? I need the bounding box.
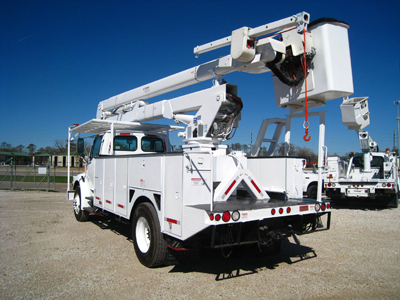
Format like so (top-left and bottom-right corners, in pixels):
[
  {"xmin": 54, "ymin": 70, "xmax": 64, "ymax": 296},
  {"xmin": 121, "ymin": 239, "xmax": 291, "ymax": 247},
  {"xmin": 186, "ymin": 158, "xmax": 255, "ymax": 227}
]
[{"xmin": 0, "ymin": 139, "xmax": 73, "ymax": 155}]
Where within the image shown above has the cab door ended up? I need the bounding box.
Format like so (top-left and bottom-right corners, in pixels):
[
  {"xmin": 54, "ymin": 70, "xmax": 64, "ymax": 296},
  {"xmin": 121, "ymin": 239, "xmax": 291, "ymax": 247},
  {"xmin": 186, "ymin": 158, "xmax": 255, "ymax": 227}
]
[{"xmin": 86, "ymin": 136, "xmax": 103, "ymax": 206}]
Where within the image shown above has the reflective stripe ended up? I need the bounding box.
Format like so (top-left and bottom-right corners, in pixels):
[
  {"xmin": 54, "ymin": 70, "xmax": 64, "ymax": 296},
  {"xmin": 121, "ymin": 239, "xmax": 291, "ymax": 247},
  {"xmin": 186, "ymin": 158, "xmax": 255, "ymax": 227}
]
[
  {"xmin": 225, "ymin": 180, "xmax": 237, "ymax": 195},
  {"xmin": 251, "ymin": 180, "xmax": 261, "ymax": 193}
]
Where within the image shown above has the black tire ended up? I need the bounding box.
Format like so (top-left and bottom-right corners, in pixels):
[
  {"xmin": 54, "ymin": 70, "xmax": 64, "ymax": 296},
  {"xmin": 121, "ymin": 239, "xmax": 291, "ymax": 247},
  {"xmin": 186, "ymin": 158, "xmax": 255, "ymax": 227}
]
[
  {"xmin": 73, "ymin": 186, "xmax": 89, "ymax": 222},
  {"xmin": 388, "ymin": 193, "xmax": 399, "ymax": 208},
  {"xmin": 307, "ymin": 184, "xmax": 318, "ymax": 199},
  {"xmin": 132, "ymin": 203, "xmax": 167, "ymax": 268}
]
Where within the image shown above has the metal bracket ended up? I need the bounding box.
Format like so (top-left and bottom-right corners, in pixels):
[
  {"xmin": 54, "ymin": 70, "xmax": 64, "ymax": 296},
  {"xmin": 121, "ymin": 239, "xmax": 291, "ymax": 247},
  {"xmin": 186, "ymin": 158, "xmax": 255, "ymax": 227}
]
[{"xmin": 295, "ymin": 12, "xmax": 310, "ymax": 33}]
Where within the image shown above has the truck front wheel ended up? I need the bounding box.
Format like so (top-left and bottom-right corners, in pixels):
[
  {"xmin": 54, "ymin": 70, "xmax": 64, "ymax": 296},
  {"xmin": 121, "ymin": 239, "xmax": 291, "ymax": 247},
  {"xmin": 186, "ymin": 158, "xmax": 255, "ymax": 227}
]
[
  {"xmin": 132, "ymin": 203, "xmax": 167, "ymax": 267},
  {"xmin": 73, "ymin": 186, "xmax": 89, "ymax": 222}
]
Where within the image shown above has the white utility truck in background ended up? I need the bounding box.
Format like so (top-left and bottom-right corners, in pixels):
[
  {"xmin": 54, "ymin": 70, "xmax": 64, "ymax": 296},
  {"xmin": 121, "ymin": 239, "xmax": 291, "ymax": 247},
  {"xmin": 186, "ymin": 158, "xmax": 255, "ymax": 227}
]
[
  {"xmin": 324, "ymin": 97, "xmax": 399, "ymax": 207},
  {"xmin": 303, "ymin": 165, "xmax": 325, "ymax": 199},
  {"xmin": 66, "ymin": 12, "xmax": 356, "ymax": 267}
]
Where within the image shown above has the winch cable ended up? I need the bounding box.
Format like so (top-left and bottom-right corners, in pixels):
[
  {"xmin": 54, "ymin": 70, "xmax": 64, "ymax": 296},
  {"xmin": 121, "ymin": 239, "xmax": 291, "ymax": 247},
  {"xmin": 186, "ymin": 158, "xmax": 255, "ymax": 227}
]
[{"xmin": 303, "ymin": 28, "xmax": 311, "ymax": 142}]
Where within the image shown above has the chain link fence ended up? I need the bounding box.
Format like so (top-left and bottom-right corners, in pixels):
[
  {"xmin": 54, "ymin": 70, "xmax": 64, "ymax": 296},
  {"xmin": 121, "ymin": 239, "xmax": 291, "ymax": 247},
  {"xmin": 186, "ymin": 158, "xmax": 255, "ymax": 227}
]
[{"xmin": 0, "ymin": 158, "xmax": 56, "ymax": 191}]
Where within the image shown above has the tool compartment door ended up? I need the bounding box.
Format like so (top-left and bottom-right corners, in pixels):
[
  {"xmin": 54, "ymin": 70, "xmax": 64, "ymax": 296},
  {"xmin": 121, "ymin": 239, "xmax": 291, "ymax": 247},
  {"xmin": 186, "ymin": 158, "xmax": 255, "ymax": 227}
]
[
  {"xmin": 163, "ymin": 155, "xmax": 183, "ymax": 237},
  {"xmin": 128, "ymin": 156, "xmax": 162, "ymax": 191},
  {"xmin": 94, "ymin": 158, "xmax": 104, "ymax": 208},
  {"xmin": 182, "ymin": 153, "xmax": 212, "ymax": 206},
  {"xmin": 115, "ymin": 157, "xmax": 128, "ymax": 217},
  {"xmin": 103, "ymin": 158, "xmax": 114, "ymax": 211}
]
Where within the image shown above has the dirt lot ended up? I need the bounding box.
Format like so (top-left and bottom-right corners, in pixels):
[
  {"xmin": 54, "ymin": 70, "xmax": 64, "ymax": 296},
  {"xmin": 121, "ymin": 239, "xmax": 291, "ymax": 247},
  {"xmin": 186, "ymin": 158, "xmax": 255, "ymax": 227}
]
[{"xmin": 1, "ymin": 190, "xmax": 399, "ymax": 299}]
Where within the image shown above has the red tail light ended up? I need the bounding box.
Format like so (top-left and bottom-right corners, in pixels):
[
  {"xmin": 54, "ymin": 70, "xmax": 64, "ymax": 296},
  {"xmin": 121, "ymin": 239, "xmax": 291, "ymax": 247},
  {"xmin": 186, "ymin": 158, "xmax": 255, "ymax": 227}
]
[
  {"xmin": 222, "ymin": 211, "xmax": 230, "ymax": 222},
  {"xmin": 271, "ymin": 208, "xmax": 276, "ymax": 215},
  {"xmin": 279, "ymin": 208, "xmax": 284, "ymax": 214},
  {"xmin": 215, "ymin": 214, "xmax": 221, "ymax": 221}
]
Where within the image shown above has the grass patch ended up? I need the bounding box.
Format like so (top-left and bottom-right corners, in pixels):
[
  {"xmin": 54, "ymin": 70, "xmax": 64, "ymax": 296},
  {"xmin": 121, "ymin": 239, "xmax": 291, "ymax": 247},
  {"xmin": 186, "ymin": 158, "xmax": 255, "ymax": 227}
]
[{"xmin": 0, "ymin": 176, "xmax": 71, "ymax": 183}]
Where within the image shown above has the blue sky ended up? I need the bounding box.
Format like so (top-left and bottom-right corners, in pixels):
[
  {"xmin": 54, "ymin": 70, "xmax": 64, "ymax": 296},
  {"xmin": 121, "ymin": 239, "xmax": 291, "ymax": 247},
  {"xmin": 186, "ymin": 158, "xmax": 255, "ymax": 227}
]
[{"xmin": 1, "ymin": 0, "xmax": 400, "ymax": 155}]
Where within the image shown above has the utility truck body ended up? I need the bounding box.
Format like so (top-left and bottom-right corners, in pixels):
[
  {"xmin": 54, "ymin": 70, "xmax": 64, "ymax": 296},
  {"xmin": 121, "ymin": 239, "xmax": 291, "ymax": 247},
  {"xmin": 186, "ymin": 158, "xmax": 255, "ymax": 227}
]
[
  {"xmin": 65, "ymin": 12, "xmax": 356, "ymax": 267},
  {"xmin": 70, "ymin": 121, "xmax": 330, "ymax": 267}
]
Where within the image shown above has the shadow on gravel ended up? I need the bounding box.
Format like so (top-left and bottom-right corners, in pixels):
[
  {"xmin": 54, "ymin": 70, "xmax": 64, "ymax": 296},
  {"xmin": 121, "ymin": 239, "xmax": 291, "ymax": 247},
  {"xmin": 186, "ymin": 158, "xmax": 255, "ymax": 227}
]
[
  {"xmin": 169, "ymin": 239, "xmax": 316, "ymax": 280},
  {"xmin": 89, "ymin": 215, "xmax": 133, "ymax": 242},
  {"xmin": 85, "ymin": 215, "xmax": 317, "ymax": 280},
  {"xmin": 330, "ymin": 198, "xmax": 393, "ymax": 211}
]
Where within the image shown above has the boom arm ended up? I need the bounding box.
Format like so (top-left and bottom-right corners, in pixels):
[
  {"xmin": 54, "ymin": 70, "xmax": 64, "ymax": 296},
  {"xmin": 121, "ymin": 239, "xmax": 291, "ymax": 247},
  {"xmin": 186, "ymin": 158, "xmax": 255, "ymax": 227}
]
[
  {"xmin": 112, "ymin": 83, "xmax": 242, "ymax": 145},
  {"xmin": 96, "ymin": 12, "xmax": 311, "ymax": 120},
  {"xmin": 193, "ymin": 12, "xmax": 309, "ymax": 55}
]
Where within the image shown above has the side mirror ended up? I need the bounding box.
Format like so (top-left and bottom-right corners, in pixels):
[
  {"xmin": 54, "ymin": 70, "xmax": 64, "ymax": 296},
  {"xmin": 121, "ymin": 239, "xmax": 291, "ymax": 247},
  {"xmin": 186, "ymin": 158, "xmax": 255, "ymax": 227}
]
[{"xmin": 77, "ymin": 138, "xmax": 85, "ymax": 156}]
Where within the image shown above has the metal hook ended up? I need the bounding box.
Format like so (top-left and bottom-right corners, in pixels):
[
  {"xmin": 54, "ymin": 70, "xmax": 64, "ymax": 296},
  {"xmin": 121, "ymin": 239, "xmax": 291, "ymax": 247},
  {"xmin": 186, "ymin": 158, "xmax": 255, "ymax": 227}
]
[{"xmin": 303, "ymin": 127, "xmax": 311, "ymax": 141}]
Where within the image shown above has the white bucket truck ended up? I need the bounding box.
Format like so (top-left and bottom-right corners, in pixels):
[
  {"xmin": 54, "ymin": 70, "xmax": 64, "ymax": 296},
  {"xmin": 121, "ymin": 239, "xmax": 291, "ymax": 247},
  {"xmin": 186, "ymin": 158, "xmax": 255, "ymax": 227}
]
[
  {"xmin": 324, "ymin": 97, "xmax": 399, "ymax": 207},
  {"xmin": 66, "ymin": 13, "xmax": 356, "ymax": 267}
]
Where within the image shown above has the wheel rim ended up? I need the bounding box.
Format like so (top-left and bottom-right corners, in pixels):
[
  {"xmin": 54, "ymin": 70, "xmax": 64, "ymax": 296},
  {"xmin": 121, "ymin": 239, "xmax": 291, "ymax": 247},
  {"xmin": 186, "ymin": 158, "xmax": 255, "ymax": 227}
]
[
  {"xmin": 73, "ymin": 193, "xmax": 80, "ymax": 215},
  {"xmin": 136, "ymin": 216, "xmax": 151, "ymax": 253}
]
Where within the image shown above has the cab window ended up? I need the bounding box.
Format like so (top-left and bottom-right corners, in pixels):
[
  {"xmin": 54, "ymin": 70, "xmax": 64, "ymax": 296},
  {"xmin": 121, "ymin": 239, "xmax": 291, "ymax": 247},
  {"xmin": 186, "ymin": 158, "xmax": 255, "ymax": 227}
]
[
  {"xmin": 353, "ymin": 156, "xmax": 363, "ymax": 168},
  {"xmin": 371, "ymin": 156, "xmax": 384, "ymax": 168},
  {"xmin": 141, "ymin": 136, "xmax": 164, "ymax": 152},
  {"xmin": 90, "ymin": 136, "xmax": 103, "ymax": 159},
  {"xmin": 114, "ymin": 135, "xmax": 137, "ymax": 151}
]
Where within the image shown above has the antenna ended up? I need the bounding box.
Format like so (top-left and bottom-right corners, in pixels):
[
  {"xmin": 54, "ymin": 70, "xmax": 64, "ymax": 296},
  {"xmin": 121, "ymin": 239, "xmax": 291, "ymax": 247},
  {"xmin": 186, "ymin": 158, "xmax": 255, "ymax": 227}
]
[{"xmin": 394, "ymin": 100, "xmax": 400, "ymax": 154}]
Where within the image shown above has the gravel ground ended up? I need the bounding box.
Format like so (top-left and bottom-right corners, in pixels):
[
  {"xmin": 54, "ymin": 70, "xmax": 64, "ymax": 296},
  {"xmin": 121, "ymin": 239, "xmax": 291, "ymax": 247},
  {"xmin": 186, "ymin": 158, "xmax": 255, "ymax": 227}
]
[{"xmin": 0, "ymin": 189, "xmax": 399, "ymax": 299}]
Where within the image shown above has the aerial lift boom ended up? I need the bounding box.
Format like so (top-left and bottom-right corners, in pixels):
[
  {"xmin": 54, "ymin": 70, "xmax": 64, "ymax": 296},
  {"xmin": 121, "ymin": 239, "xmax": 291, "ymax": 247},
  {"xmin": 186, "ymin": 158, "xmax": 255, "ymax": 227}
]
[{"xmin": 97, "ymin": 12, "xmax": 311, "ymax": 121}]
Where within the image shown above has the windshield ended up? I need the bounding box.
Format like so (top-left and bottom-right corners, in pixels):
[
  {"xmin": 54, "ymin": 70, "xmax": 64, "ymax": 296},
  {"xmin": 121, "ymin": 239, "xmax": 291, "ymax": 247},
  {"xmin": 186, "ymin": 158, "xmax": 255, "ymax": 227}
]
[{"xmin": 90, "ymin": 136, "xmax": 102, "ymax": 159}]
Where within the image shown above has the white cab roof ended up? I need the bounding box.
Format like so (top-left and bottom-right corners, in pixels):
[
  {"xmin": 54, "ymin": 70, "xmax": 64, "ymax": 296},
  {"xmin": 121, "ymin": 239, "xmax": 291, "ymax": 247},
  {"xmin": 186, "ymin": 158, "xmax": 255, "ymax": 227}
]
[{"xmin": 70, "ymin": 119, "xmax": 183, "ymax": 135}]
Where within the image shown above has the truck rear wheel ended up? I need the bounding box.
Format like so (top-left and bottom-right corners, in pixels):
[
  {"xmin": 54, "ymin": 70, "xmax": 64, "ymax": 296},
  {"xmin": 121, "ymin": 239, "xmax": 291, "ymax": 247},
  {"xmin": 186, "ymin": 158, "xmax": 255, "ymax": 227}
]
[
  {"xmin": 132, "ymin": 202, "xmax": 167, "ymax": 267},
  {"xmin": 388, "ymin": 193, "xmax": 399, "ymax": 208},
  {"xmin": 73, "ymin": 186, "xmax": 89, "ymax": 222},
  {"xmin": 307, "ymin": 184, "xmax": 317, "ymax": 199}
]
